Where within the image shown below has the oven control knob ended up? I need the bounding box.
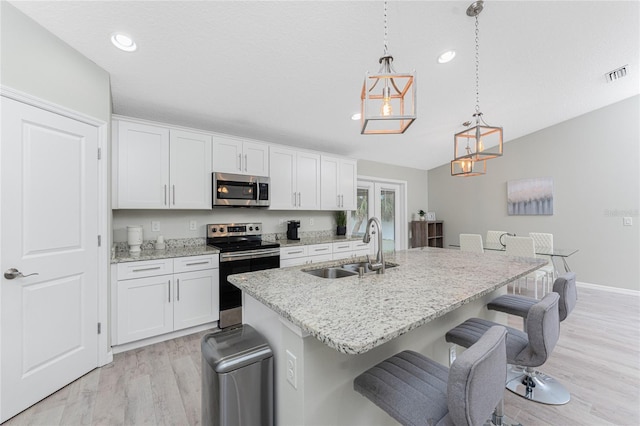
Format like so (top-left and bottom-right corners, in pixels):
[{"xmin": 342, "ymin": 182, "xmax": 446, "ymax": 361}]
[
  {"xmin": 249, "ymin": 226, "xmax": 253, "ymax": 231},
  {"xmin": 255, "ymin": 226, "xmax": 260, "ymax": 231},
  {"xmin": 219, "ymin": 227, "xmax": 225, "ymax": 233},
  {"xmin": 212, "ymin": 228, "xmax": 217, "ymax": 233}
]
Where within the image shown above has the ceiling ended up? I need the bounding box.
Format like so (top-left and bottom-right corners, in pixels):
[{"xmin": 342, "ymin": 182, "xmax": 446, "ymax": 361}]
[{"xmin": 10, "ymin": 1, "xmax": 639, "ymax": 171}]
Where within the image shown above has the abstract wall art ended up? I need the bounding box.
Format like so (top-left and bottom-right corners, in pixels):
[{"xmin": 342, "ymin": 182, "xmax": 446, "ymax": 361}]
[{"xmin": 507, "ymin": 177, "xmax": 554, "ymax": 215}]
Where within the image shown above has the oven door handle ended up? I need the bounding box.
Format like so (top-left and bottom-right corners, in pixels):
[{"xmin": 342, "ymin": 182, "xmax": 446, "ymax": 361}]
[{"xmin": 220, "ymin": 249, "xmax": 280, "ymax": 262}]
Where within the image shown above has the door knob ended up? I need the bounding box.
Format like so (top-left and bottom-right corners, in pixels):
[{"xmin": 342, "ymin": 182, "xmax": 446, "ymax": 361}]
[{"xmin": 4, "ymin": 268, "xmax": 39, "ymax": 280}]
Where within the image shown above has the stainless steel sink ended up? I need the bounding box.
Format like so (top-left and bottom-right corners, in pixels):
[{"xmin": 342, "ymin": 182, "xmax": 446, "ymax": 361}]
[
  {"xmin": 340, "ymin": 261, "xmax": 398, "ymax": 274},
  {"xmin": 303, "ymin": 267, "xmax": 358, "ymax": 279}
]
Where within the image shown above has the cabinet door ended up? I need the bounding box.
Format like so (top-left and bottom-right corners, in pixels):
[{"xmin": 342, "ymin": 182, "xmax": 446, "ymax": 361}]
[
  {"xmin": 213, "ymin": 136, "xmax": 243, "ymax": 174},
  {"xmin": 243, "ymin": 141, "xmax": 269, "ymax": 176},
  {"xmin": 115, "ymin": 120, "xmax": 169, "ymax": 209},
  {"xmin": 321, "ymin": 156, "xmax": 340, "ymax": 210},
  {"xmin": 338, "ymin": 159, "xmax": 357, "ymax": 211},
  {"xmin": 173, "ymin": 269, "xmax": 219, "ymax": 330},
  {"xmin": 170, "ymin": 130, "xmax": 212, "ymax": 209},
  {"xmin": 269, "ymin": 146, "xmax": 297, "ymax": 209},
  {"xmin": 296, "ymin": 152, "xmax": 321, "ymax": 210},
  {"xmin": 116, "ymin": 275, "xmax": 173, "ymax": 344}
]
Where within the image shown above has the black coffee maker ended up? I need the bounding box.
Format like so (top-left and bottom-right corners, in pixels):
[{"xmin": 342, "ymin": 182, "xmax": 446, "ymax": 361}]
[{"xmin": 287, "ymin": 220, "xmax": 300, "ymax": 240}]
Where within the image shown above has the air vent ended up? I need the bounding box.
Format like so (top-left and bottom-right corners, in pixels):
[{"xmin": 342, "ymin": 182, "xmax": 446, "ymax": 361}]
[{"xmin": 605, "ymin": 65, "xmax": 628, "ymax": 82}]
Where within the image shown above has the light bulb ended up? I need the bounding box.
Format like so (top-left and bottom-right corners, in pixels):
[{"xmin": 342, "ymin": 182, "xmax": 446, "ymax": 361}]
[
  {"xmin": 477, "ymin": 137, "xmax": 484, "ymax": 152},
  {"xmin": 381, "ymin": 86, "xmax": 393, "ymax": 116}
]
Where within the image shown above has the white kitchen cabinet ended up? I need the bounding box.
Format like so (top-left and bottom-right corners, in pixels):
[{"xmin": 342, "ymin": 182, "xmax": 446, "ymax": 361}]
[
  {"xmin": 213, "ymin": 136, "xmax": 269, "ymax": 176},
  {"xmin": 113, "ymin": 118, "xmax": 212, "ymax": 209},
  {"xmin": 332, "ymin": 240, "xmax": 372, "ymax": 260},
  {"xmin": 114, "ymin": 255, "xmax": 219, "ymax": 345},
  {"xmin": 269, "ymin": 146, "xmax": 321, "ymax": 210},
  {"xmin": 280, "ymin": 243, "xmax": 335, "ymax": 267},
  {"xmin": 320, "ymin": 156, "xmax": 357, "ymax": 211}
]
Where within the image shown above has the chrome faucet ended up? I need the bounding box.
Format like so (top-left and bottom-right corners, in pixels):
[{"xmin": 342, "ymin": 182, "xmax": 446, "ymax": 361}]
[{"xmin": 363, "ymin": 216, "xmax": 385, "ymax": 274}]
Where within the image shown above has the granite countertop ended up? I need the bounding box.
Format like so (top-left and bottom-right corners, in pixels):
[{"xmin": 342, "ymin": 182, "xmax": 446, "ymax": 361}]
[
  {"xmin": 228, "ymin": 247, "xmax": 547, "ymax": 355},
  {"xmin": 271, "ymin": 235, "xmax": 363, "ymax": 247},
  {"xmin": 112, "ymin": 245, "xmax": 219, "ymax": 264}
]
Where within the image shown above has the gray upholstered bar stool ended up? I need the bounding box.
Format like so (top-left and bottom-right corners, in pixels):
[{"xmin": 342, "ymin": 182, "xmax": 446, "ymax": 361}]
[
  {"xmin": 486, "ymin": 272, "xmax": 577, "ymax": 405},
  {"xmin": 446, "ymin": 293, "xmax": 562, "ymax": 407},
  {"xmin": 354, "ymin": 326, "xmax": 507, "ymax": 426}
]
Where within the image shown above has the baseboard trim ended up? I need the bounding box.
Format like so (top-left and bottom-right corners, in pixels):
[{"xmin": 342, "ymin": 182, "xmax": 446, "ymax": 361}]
[
  {"xmin": 111, "ymin": 322, "xmax": 219, "ymax": 354},
  {"xmin": 577, "ymin": 281, "xmax": 640, "ymax": 296}
]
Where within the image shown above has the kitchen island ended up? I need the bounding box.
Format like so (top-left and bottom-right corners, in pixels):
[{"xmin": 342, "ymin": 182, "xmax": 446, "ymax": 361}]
[{"xmin": 229, "ymin": 247, "xmax": 546, "ymax": 425}]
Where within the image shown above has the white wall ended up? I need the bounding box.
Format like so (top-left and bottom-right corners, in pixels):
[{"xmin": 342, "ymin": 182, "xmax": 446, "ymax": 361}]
[
  {"xmin": 428, "ymin": 96, "xmax": 640, "ymax": 290},
  {"xmin": 112, "ymin": 209, "xmax": 335, "ymax": 242},
  {"xmin": 0, "ymin": 2, "xmax": 111, "ymax": 123},
  {"xmin": 357, "ymin": 159, "xmax": 429, "ymax": 220}
]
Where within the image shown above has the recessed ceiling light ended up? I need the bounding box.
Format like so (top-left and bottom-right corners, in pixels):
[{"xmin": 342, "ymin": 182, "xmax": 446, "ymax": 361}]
[
  {"xmin": 111, "ymin": 32, "xmax": 137, "ymax": 52},
  {"xmin": 351, "ymin": 113, "xmax": 361, "ymax": 121},
  {"xmin": 438, "ymin": 50, "xmax": 456, "ymax": 64}
]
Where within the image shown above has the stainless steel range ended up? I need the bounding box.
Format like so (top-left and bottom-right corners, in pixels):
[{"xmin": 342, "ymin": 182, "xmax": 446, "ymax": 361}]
[{"xmin": 206, "ymin": 222, "xmax": 280, "ymax": 329}]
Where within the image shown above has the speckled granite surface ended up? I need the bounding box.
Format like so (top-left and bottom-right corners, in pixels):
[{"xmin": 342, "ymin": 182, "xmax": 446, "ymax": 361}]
[
  {"xmin": 112, "ymin": 238, "xmax": 219, "ymax": 263},
  {"xmin": 263, "ymin": 232, "xmax": 362, "ymax": 247},
  {"xmin": 228, "ymin": 247, "xmax": 547, "ymax": 354}
]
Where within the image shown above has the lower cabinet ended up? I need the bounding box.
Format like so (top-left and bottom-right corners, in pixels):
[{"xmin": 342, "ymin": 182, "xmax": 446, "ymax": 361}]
[
  {"xmin": 280, "ymin": 241, "xmax": 372, "ymax": 267},
  {"xmin": 114, "ymin": 254, "xmax": 219, "ymax": 345}
]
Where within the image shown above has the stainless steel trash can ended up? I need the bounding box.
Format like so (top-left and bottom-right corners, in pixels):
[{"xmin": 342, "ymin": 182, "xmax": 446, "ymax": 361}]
[{"xmin": 201, "ymin": 324, "xmax": 273, "ymax": 426}]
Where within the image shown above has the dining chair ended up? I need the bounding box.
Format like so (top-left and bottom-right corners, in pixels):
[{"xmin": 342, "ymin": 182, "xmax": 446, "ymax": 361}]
[
  {"xmin": 460, "ymin": 233, "xmax": 484, "ymax": 253},
  {"xmin": 486, "ymin": 230, "xmax": 508, "ymax": 246},
  {"xmin": 504, "ymin": 236, "xmax": 547, "ymax": 298},
  {"xmin": 529, "ymin": 232, "xmax": 555, "ymax": 294}
]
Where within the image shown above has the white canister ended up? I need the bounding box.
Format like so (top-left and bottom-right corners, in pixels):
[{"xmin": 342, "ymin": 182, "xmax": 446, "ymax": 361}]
[{"xmin": 127, "ymin": 225, "xmax": 143, "ymax": 253}]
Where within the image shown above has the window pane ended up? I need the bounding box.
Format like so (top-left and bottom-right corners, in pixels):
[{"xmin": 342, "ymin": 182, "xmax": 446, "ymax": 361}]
[
  {"xmin": 381, "ymin": 189, "xmax": 395, "ymax": 253},
  {"xmin": 349, "ymin": 188, "xmax": 369, "ymax": 236}
]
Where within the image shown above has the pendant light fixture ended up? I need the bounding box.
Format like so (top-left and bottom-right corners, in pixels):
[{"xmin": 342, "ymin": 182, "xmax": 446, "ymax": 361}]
[
  {"xmin": 361, "ymin": 1, "xmax": 416, "ymax": 135},
  {"xmin": 451, "ymin": 0, "xmax": 502, "ymax": 176}
]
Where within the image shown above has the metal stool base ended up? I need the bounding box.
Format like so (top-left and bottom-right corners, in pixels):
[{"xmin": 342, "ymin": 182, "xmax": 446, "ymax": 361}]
[{"xmin": 506, "ymin": 365, "xmax": 571, "ymax": 405}]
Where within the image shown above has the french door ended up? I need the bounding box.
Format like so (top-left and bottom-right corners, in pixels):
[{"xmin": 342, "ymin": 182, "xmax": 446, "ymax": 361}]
[{"xmin": 349, "ymin": 178, "xmax": 406, "ymax": 252}]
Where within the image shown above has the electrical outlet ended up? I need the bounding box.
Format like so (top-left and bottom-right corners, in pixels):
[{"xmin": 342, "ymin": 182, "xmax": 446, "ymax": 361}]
[
  {"xmin": 286, "ymin": 350, "xmax": 297, "ymax": 389},
  {"xmin": 279, "ymin": 218, "xmax": 285, "ymax": 226},
  {"xmin": 151, "ymin": 221, "xmax": 160, "ymax": 232},
  {"xmin": 449, "ymin": 346, "xmax": 457, "ymax": 366},
  {"xmin": 309, "ymin": 218, "xmax": 314, "ymax": 226},
  {"xmin": 623, "ymin": 217, "xmax": 633, "ymax": 226},
  {"xmin": 189, "ymin": 220, "xmax": 197, "ymax": 231}
]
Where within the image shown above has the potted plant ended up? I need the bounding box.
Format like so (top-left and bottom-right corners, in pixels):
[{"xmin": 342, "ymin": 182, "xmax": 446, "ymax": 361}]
[
  {"xmin": 418, "ymin": 209, "xmax": 426, "ymax": 221},
  {"xmin": 335, "ymin": 211, "xmax": 347, "ymax": 236}
]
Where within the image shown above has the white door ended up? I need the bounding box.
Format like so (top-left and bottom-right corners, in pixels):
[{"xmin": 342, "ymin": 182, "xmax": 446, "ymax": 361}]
[
  {"xmin": 349, "ymin": 179, "xmax": 406, "ymax": 252},
  {"xmin": 1, "ymin": 97, "xmax": 99, "ymax": 422}
]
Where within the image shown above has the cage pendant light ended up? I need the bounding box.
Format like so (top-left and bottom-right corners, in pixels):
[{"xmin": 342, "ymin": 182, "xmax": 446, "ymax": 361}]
[
  {"xmin": 452, "ymin": 1, "xmax": 502, "ymax": 176},
  {"xmin": 361, "ymin": 1, "xmax": 416, "ymax": 135}
]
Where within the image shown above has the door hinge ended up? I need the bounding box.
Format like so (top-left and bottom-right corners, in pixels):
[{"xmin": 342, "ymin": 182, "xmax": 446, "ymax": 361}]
[
  {"xmin": 98, "ymin": 235, "xmax": 102, "ymax": 246},
  {"xmin": 97, "ymin": 322, "xmax": 102, "ymax": 334},
  {"xmin": 98, "ymin": 147, "xmax": 102, "ymax": 160}
]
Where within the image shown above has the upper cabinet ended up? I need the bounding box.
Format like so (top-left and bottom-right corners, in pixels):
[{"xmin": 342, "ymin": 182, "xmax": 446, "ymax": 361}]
[
  {"xmin": 213, "ymin": 136, "xmax": 269, "ymax": 176},
  {"xmin": 269, "ymin": 147, "xmax": 321, "ymax": 210},
  {"xmin": 113, "ymin": 118, "xmax": 212, "ymax": 209},
  {"xmin": 320, "ymin": 156, "xmax": 357, "ymax": 211}
]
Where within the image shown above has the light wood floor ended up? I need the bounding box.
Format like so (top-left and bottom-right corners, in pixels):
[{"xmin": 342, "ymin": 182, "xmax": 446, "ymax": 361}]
[{"xmin": 3, "ymin": 284, "xmax": 639, "ymax": 426}]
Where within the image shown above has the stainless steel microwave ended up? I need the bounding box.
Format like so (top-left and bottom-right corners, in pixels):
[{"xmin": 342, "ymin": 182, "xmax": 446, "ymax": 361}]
[{"xmin": 212, "ymin": 172, "xmax": 270, "ymax": 207}]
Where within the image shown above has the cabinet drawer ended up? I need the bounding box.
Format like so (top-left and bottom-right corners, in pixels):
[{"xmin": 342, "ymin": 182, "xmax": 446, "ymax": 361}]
[
  {"xmin": 281, "ymin": 246, "xmax": 308, "ymax": 259},
  {"xmin": 117, "ymin": 258, "xmax": 173, "ymax": 280},
  {"xmin": 308, "ymin": 243, "xmax": 332, "ymax": 256},
  {"xmin": 306, "ymin": 253, "xmax": 333, "ymax": 264},
  {"xmin": 173, "ymin": 254, "xmax": 218, "ymax": 273},
  {"xmin": 351, "ymin": 241, "xmax": 371, "ymax": 252},
  {"xmin": 332, "ymin": 241, "xmax": 352, "ymax": 253}
]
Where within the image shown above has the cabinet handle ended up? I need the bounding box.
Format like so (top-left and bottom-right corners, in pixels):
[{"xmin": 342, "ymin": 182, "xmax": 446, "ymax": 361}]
[
  {"xmin": 292, "ymin": 192, "xmax": 296, "ymax": 207},
  {"xmin": 132, "ymin": 266, "xmax": 161, "ymax": 273},
  {"xmin": 164, "ymin": 185, "xmax": 167, "ymax": 205},
  {"xmin": 287, "ymin": 250, "xmax": 304, "ymax": 255},
  {"xmin": 297, "ymin": 192, "xmax": 301, "ymax": 206},
  {"xmin": 244, "ymin": 154, "xmax": 248, "ymax": 172},
  {"xmin": 172, "ymin": 185, "xmax": 176, "ymax": 205},
  {"xmin": 341, "ymin": 195, "xmax": 344, "ymax": 207},
  {"xmin": 238, "ymin": 153, "xmax": 242, "ymax": 171},
  {"xmin": 168, "ymin": 280, "xmax": 171, "ymax": 302},
  {"xmin": 177, "ymin": 278, "xmax": 180, "ymax": 301},
  {"xmin": 186, "ymin": 261, "xmax": 209, "ymax": 266},
  {"xmin": 337, "ymin": 245, "xmax": 349, "ymax": 249},
  {"xmin": 314, "ymin": 247, "xmax": 329, "ymax": 252}
]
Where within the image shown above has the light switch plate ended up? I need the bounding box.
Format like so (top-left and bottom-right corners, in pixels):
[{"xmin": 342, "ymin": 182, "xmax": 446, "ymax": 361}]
[
  {"xmin": 623, "ymin": 217, "xmax": 632, "ymax": 226},
  {"xmin": 151, "ymin": 221, "xmax": 160, "ymax": 232},
  {"xmin": 189, "ymin": 220, "xmax": 197, "ymax": 230}
]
